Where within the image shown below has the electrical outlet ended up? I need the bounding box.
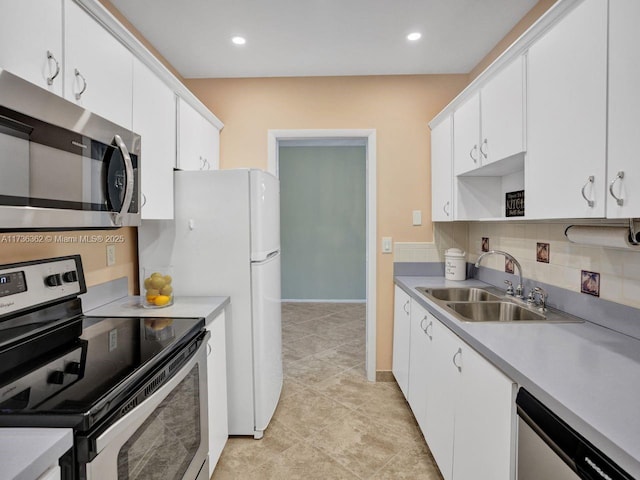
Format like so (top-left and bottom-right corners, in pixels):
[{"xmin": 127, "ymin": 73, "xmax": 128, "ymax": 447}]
[{"xmin": 106, "ymin": 244, "xmax": 116, "ymax": 266}]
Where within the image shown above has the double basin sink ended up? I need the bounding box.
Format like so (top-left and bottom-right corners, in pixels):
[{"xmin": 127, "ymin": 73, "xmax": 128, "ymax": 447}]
[{"xmin": 417, "ymin": 287, "xmax": 582, "ymax": 324}]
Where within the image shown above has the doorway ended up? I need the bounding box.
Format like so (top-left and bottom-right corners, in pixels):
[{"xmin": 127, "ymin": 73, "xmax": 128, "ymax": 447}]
[{"xmin": 268, "ymin": 129, "xmax": 377, "ymax": 381}]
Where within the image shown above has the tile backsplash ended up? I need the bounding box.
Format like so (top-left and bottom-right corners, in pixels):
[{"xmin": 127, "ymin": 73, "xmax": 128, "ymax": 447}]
[{"xmin": 462, "ymin": 221, "xmax": 640, "ymax": 309}]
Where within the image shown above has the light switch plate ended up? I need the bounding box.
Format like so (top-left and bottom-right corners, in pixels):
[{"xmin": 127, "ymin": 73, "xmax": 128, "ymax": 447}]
[
  {"xmin": 412, "ymin": 210, "xmax": 422, "ymax": 226},
  {"xmin": 382, "ymin": 237, "xmax": 392, "ymax": 253}
]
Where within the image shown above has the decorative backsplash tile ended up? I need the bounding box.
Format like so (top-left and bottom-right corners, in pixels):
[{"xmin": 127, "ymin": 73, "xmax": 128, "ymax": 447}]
[
  {"xmin": 536, "ymin": 242, "xmax": 549, "ymax": 263},
  {"xmin": 581, "ymin": 270, "xmax": 600, "ymax": 297}
]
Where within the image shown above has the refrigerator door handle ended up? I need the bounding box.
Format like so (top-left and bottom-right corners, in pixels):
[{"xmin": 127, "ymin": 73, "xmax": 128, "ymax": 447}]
[{"xmin": 266, "ymin": 251, "xmax": 279, "ymax": 260}]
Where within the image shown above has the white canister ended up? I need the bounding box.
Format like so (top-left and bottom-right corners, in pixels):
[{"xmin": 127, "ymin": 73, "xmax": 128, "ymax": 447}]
[{"xmin": 444, "ymin": 248, "xmax": 467, "ymax": 281}]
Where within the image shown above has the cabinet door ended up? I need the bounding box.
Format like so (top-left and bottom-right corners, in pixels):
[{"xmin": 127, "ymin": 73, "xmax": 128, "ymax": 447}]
[
  {"xmin": 207, "ymin": 311, "xmax": 229, "ymax": 476},
  {"xmin": 178, "ymin": 98, "xmax": 219, "ymax": 171},
  {"xmin": 607, "ymin": 0, "xmax": 640, "ymax": 218},
  {"xmin": 133, "ymin": 58, "xmax": 176, "ymax": 220},
  {"xmin": 64, "ymin": 0, "xmax": 133, "ymax": 129},
  {"xmin": 526, "ymin": 0, "xmax": 607, "ymax": 219},
  {"xmin": 481, "ymin": 56, "xmax": 525, "ymax": 166},
  {"xmin": 452, "ymin": 344, "xmax": 515, "ymax": 480},
  {"xmin": 0, "ymin": 0, "xmax": 63, "ymax": 95},
  {"xmin": 453, "ymin": 93, "xmax": 480, "ymax": 176},
  {"xmin": 407, "ymin": 301, "xmax": 430, "ymax": 433},
  {"xmin": 423, "ymin": 318, "xmax": 459, "ymax": 480},
  {"xmin": 392, "ymin": 286, "xmax": 411, "ymax": 398},
  {"xmin": 431, "ymin": 117, "xmax": 453, "ymax": 222}
]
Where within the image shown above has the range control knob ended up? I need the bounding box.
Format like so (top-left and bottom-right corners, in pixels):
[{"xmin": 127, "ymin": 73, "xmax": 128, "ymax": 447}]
[
  {"xmin": 48, "ymin": 371, "xmax": 65, "ymax": 385},
  {"xmin": 45, "ymin": 274, "xmax": 63, "ymax": 287},
  {"xmin": 63, "ymin": 271, "xmax": 78, "ymax": 283},
  {"xmin": 65, "ymin": 361, "xmax": 82, "ymax": 375}
]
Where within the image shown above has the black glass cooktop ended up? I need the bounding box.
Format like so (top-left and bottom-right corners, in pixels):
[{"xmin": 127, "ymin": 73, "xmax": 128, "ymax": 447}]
[{"xmin": 0, "ymin": 315, "xmax": 204, "ymax": 430}]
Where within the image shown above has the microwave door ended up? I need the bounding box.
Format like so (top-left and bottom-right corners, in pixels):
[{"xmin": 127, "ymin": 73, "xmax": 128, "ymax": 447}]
[{"xmin": 0, "ymin": 114, "xmax": 32, "ymax": 202}]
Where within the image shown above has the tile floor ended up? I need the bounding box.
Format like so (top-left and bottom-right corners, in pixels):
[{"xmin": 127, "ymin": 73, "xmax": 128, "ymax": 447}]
[{"xmin": 211, "ymin": 302, "xmax": 443, "ymax": 480}]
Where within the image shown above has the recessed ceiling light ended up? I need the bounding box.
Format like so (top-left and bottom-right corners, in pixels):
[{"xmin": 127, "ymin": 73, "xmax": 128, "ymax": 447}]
[
  {"xmin": 232, "ymin": 36, "xmax": 246, "ymax": 45},
  {"xmin": 407, "ymin": 32, "xmax": 422, "ymax": 41}
]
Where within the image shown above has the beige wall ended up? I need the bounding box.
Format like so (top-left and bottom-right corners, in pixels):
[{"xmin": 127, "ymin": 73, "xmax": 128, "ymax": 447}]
[
  {"xmin": 185, "ymin": 75, "xmax": 468, "ymax": 370},
  {"xmin": 0, "ymin": 228, "xmax": 139, "ymax": 293}
]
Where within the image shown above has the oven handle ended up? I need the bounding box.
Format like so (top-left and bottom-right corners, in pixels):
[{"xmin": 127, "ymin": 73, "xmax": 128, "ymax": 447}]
[{"xmin": 91, "ymin": 331, "xmax": 209, "ymax": 458}]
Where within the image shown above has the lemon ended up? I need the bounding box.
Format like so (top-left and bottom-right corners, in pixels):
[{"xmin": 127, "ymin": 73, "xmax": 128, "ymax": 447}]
[
  {"xmin": 160, "ymin": 285, "xmax": 173, "ymax": 296},
  {"xmin": 154, "ymin": 295, "xmax": 171, "ymax": 306},
  {"xmin": 163, "ymin": 275, "xmax": 172, "ymax": 285},
  {"xmin": 146, "ymin": 294, "xmax": 158, "ymax": 303},
  {"xmin": 150, "ymin": 276, "xmax": 166, "ymax": 289}
]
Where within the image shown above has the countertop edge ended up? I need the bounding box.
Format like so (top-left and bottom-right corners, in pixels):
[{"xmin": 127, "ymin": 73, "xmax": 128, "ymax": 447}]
[
  {"xmin": 394, "ymin": 275, "xmax": 640, "ymax": 478},
  {"xmin": 1, "ymin": 428, "xmax": 73, "ymax": 480}
]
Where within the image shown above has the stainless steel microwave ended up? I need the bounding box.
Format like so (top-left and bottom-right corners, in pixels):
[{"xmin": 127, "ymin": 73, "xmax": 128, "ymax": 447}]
[{"xmin": 0, "ymin": 69, "xmax": 140, "ymax": 230}]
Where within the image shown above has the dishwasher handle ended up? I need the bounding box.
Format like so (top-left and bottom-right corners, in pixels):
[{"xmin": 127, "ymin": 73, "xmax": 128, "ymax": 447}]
[{"xmin": 516, "ymin": 388, "xmax": 633, "ymax": 480}]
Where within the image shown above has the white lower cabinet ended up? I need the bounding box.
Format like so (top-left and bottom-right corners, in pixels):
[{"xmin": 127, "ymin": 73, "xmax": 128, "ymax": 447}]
[
  {"xmin": 392, "ymin": 286, "xmax": 411, "ymax": 398},
  {"xmin": 402, "ymin": 300, "xmax": 516, "ymax": 480},
  {"xmin": 206, "ymin": 310, "xmax": 228, "ymax": 476}
]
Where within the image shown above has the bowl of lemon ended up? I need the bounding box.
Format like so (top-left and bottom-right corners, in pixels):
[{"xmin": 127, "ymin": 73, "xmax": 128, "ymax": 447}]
[{"xmin": 142, "ymin": 267, "xmax": 174, "ymax": 308}]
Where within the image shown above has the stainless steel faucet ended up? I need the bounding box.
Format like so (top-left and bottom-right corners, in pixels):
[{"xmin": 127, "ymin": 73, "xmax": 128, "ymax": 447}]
[{"xmin": 474, "ymin": 250, "xmax": 524, "ymax": 298}]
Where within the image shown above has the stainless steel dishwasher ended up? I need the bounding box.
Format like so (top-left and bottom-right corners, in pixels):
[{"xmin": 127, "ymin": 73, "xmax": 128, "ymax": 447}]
[{"xmin": 516, "ymin": 388, "xmax": 634, "ymax": 480}]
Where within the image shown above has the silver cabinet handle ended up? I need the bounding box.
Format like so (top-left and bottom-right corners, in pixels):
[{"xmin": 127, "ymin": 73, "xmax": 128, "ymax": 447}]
[
  {"xmin": 581, "ymin": 176, "xmax": 595, "ymax": 208},
  {"xmin": 111, "ymin": 134, "xmax": 134, "ymax": 226},
  {"xmin": 608, "ymin": 171, "xmax": 624, "ymax": 206},
  {"xmin": 204, "ymin": 158, "xmax": 211, "ymax": 170},
  {"xmin": 420, "ymin": 316, "xmax": 428, "ymax": 332},
  {"xmin": 141, "ymin": 193, "xmax": 147, "ymax": 208},
  {"xmin": 425, "ymin": 321, "xmax": 433, "ymax": 340},
  {"xmin": 480, "ymin": 138, "xmax": 488, "ymax": 159},
  {"xmin": 469, "ymin": 145, "xmax": 478, "ymax": 163},
  {"xmin": 74, "ymin": 68, "xmax": 87, "ymax": 100},
  {"xmin": 46, "ymin": 51, "xmax": 60, "ymax": 86},
  {"xmin": 443, "ymin": 201, "xmax": 450, "ymax": 217},
  {"xmin": 207, "ymin": 342, "xmax": 213, "ymax": 356},
  {"xmin": 452, "ymin": 347, "xmax": 462, "ymax": 372},
  {"xmin": 403, "ymin": 300, "xmax": 410, "ymax": 315}
]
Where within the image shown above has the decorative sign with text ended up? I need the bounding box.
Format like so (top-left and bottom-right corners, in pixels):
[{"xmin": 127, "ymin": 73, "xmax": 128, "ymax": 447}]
[{"xmin": 505, "ymin": 190, "xmax": 525, "ymax": 217}]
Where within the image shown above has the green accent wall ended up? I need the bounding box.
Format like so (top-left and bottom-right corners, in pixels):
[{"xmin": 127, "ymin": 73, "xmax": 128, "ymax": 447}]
[{"xmin": 279, "ymin": 145, "xmax": 366, "ymax": 300}]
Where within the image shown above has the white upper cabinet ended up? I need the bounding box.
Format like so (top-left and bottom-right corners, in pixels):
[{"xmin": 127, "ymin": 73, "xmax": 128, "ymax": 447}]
[
  {"xmin": 0, "ymin": 0, "xmax": 63, "ymax": 96},
  {"xmin": 453, "ymin": 93, "xmax": 480, "ymax": 176},
  {"xmin": 132, "ymin": 58, "xmax": 176, "ymax": 220},
  {"xmin": 392, "ymin": 286, "xmax": 411, "ymax": 399},
  {"xmin": 480, "ymin": 56, "xmax": 525, "ymax": 167},
  {"xmin": 453, "ymin": 56, "xmax": 524, "ymax": 178},
  {"xmin": 177, "ymin": 98, "xmax": 220, "ymax": 171},
  {"xmin": 64, "ymin": 0, "xmax": 133, "ymax": 129},
  {"xmin": 525, "ymin": 0, "xmax": 607, "ymax": 219},
  {"xmin": 607, "ymin": 0, "xmax": 640, "ymax": 218},
  {"xmin": 431, "ymin": 116, "xmax": 453, "ymax": 222}
]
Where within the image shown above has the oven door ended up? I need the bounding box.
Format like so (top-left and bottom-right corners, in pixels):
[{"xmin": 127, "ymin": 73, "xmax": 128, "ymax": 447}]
[{"xmin": 83, "ymin": 336, "xmax": 209, "ymax": 480}]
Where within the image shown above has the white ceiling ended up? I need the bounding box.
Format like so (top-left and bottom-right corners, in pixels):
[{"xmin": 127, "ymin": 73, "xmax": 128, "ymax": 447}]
[{"xmin": 109, "ymin": 0, "xmax": 539, "ymax": 79}]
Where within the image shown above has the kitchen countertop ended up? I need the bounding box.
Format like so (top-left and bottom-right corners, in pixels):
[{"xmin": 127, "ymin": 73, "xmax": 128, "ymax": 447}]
[
  {"xmin": 1, "ymin": 428, "xmax": 72, "ymax": 480},
  {"xmin": 395, "ymin": 275, "xmax": 640, "ymax": 478},
  {"xmin": 86, "ymin": 295, "xmax": 229, "ymax": 325}
]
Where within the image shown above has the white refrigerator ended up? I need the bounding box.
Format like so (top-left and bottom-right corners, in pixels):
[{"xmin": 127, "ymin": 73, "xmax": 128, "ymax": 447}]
[{"xmin": 138, "ymin": 169, "xmax": 283, "ymax": 438}]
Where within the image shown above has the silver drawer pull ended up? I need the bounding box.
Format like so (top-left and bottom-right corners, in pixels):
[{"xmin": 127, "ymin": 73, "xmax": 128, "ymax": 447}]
[
  {"xmin": 581, "ymin": 176, "xmax": 595, "ymax": 208},
  {"xmin": 608, "ymin": 171, "xmax": 624, "ymax": 206},
  {"xmin": 46, "ymin": 51, "xmax": 60, "ymax": 86},
  {"xmin": 452, "ymin": 347, "xmax": 462, "ymax": 372},
  {"xmin": 469, "ymin": 145, "xmax": 478, "ymax": 163},
  {"xmin": 74, "ymin": 69, "xmax": 87, "ymax": 100}
]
